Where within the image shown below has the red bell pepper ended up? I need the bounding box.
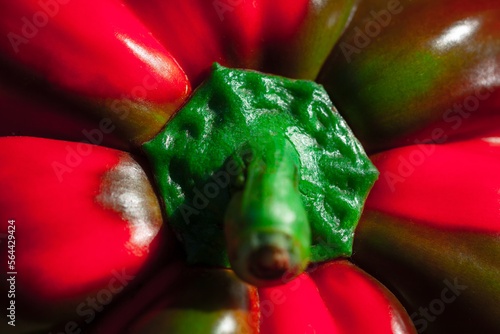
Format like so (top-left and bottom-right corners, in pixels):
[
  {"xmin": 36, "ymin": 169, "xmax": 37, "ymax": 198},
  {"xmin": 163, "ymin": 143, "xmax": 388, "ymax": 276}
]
[
  {"xmin": 121, "ymin": 0, "xmax": 355, "ymax": 84},
  {"xmin": 354, "ymin": 133, "xmax": 500, "ymax": 333},
  {"xmin": 0, "ymin": 0, "xmax": 499, "ymax": 333},
  {"xmin": 79, "ymin": 260, "xmax": 415, "ymax": 334},
  {"xmin": 0, "ymin": 0, "xmax": 191, "ymax": 144},
  {"xmin": 318, "ymin": 0, "xmax": 500, "ymax": 153},
  {"xmin": 0, "ymin": 0, "xmax": 356, "ymax": 145},
  {"xmin": 0, "ymin": 74, "xmax": 125, "ymax": 150},
  {"xmin": 0, "ymin": 137, "xmax": 174, "ymax": 333}
]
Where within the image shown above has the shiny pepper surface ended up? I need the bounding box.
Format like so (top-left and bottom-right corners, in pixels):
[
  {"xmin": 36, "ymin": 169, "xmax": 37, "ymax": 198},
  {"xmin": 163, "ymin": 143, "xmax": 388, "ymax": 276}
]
[
  {"xmin": 0, "ymin": 1, "xmax": 499, "ymax": 334},
  {"xmin": 143, "ymin": 64, "xmax": 378, "ymax": 282}
]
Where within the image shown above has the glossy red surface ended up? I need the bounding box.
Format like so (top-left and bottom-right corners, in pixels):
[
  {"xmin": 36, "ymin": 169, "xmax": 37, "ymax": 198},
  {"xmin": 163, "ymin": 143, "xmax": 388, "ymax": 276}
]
[
  {"xmin": 310, "ymin": 261, "xmax": 415, "ymax": 334},
  {"xmin": 258, "ymin": 260, "xmax": 416, "ymax": 334},
  {"xmin": 123, "ymin": 0, "xmax": 308, "ymax": 85},
  {"xmin": 0, "ymin": 137, "xmax": 165, "ymax": 323},
  {"xmin": 354, "ymin": 134, "xmax": 500, "ymax": 333},
  {"xmin": 0, "ymin": 0, "xmax": 354, "ymax": 144},
  {"xmin": 86, "ymin": 259, "xmax": 415, "ymax": 333},
  {"xmin": 259, "ymin": 273, "xmax": 341, "ymax": 333},
  {"xmin": 0, "ymin": 0, "xmax": 499, "ymax": 333},
  {"xmin": 367, "ymin": 135, "xmax": 500, "ymax": 233},
  {"xmin": 319, "ymin": 0, "xmax": 500, "ymax": 152},
  {"xmin": 0, "ymin": 0, "xmax": 190, "ymax": 105}
]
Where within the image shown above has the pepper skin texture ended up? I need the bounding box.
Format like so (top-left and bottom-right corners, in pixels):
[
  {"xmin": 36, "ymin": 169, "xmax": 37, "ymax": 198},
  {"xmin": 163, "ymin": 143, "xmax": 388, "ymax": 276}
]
[
  {"xmin": 258, "ymin": 260, "xmax": 416, "ymax": 334},
  {"xmin": 0, "ymin": 0, "xmax": 355, "ymax": 146},
  {"xmin": 0, "ymin": 70, "xmax": 126, "ymax": 150},
  {"xmin": 353, "ymin": 134, "xmax": 500, "ymax": 334},
  {"xmin": 142, "ymin": 64, "xmax": 378, "ymax": 283},
  {"xmin": 0, "ymin": 137, "xmax": 175, "ymax": 333},
  {"xmin": 318, "ymin": 0, "xmax": 500, "ymax": 153},
  {"xmin": 0, "ymin": 0, "xmax": 191, "ymax": 145},
  {"xmin": 122, "ymin": 0, "xmax": 356, "ymax": 85},
  {"xmin": 0, "ymin": 0, "xmax": 500, "ymax": 333},
  {"xmin": 83, "ymin": 260, "xmax": 415, "ymax": 334}
]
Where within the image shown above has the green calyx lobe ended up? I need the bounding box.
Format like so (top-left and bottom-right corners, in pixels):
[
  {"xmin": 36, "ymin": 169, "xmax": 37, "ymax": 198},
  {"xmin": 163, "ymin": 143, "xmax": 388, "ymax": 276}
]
[{"xmin": 143, "ymin": 63, "xmax": 378, "ymax": 277}]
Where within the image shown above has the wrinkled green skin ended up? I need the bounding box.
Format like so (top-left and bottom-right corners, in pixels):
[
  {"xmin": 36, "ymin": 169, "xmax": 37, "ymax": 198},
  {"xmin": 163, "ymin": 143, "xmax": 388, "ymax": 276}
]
[{"xmin": 143, "ymin": 64, "xmax": 378, "ymax": 284}]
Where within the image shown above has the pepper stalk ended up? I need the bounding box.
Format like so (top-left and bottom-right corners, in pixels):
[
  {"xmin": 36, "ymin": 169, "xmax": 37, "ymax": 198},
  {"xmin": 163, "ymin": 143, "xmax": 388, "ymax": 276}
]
[{"xmin": 143, "ymin": 63, "xmax": 378, "ymax": 286}]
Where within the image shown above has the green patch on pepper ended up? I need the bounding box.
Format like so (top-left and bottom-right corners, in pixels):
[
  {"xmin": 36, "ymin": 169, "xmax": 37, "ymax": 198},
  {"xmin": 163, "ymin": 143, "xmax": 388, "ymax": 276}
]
[{"xmin": 143, "ymin": 63, "xmax": 378, "ymax": 282}]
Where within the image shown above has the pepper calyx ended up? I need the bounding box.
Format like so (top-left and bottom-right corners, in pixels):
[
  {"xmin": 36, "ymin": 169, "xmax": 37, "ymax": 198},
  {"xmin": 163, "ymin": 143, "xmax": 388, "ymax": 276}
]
[{"xmin": 143, "ymin": 63, "xmax": 378, "ymax": 285}]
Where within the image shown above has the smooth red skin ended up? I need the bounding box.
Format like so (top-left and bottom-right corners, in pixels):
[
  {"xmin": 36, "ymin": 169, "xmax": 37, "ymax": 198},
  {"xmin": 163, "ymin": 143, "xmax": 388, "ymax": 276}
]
[
  {"xmin": 0, "ymin": 0, "xmax": 189, "ymax": 104},
  {"xmin": 353, "ymin": 135, "xmax": 500, "ymax": 333},
  {"xmin": 123, "ymin": 0, "xmax": 307, "ymax": 86},
  {"xmin": 310, "ymin": 261, "xmax": 417, "ymax": 334},
  {"xmin": 258, "ymin": 273, "xmax": 341, "ymax": 334},
  {"xmin": 354, "ymin": 210, "xmax": 500, "ymax": 334},
  {"xmin": 0, "ymin": 75, "xmax": 127, "ymax": 150},
  {"xmin": 0, "ymin": 0, "xmax": 353, "ymax": 145},
  {"xmin": 367, "ymin": 134, "xmax": 500, "ymax": 234},
  {"xmin": 123, "ymin": 0, "xmax": 344, "ymax": 86},
  {"xmin": 259, "ymin": 260, "xmax": 416, "ymax": 334},
  {"xmin": 0, "ymin": 137, "xmax": 167, "ymax": 327}
]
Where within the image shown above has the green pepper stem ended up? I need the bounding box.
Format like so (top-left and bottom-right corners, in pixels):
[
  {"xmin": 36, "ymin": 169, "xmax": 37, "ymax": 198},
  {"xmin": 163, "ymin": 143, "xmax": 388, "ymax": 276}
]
[{"xmin": 224, "ymin": 136, "xmax": 311, "ymax": 287}]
